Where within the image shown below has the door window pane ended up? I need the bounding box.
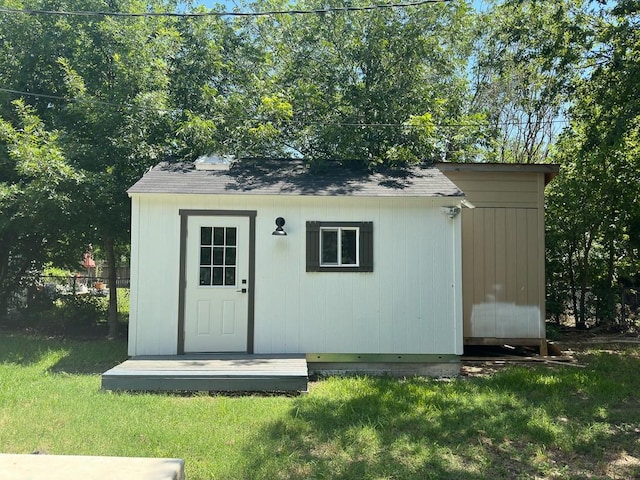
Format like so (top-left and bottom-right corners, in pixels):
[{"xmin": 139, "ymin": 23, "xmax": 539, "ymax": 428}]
[
  {"xmin": 213, "ymin": 227, "xmax": 225, "ymax": 245},
  {"xmin": 225, "ymin": 267, "xmax": 236, "ymax": 286},
  {"xmin": 225, "ymin": 247, "xmax": 236, "ymax": 266},
  {"xmin": 212, "ymin": 267, "xmax": 224, "ymax": 285},
  {"xmin": 199, "ymin": 267, "xmax": 211, "ymax": 286},
  {"xmin": 201, "ymin": 227, "xmax": 212, "ymax": 246},
  {"xmin": 213, "ymin": 247, "xmax": 224, "ymax": 265},
  {"xmin": 200, "ymin": 247, "xmax": 212, "ymax": 266},
  {"xmin": 226, "ymin": 228, "xmax": 237, "ymax": 246}
]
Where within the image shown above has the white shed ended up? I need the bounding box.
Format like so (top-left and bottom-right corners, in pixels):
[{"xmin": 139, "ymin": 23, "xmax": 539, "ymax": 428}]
[{"xmin": 127, "ymin": 160, "xmax": 465, "ymax": 374}]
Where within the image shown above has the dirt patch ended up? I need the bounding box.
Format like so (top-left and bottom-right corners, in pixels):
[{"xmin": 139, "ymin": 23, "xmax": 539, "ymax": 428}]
[{"xmin": 460, "ymin": 331, "xmax": 640, "ymax": 377}]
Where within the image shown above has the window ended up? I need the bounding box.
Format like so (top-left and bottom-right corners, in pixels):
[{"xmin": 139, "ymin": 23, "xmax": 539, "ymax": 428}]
[
  {"xmin": 306, "ymin": 221, "xmax": 373, "ymax": 272},
  {"xmin": 199, "ymin": 226, "xmax": 237, "ymax": 286},
  {"xmin": 321, "ymin": 227, "xmax": 359, "ymax": 266}
]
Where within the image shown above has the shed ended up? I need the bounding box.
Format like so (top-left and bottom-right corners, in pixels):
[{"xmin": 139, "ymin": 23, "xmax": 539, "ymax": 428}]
[
  {"xmin": 436, "ymin": 163, "xmax": 559, "ymax": 355},
  {"xmin": 126, "ymin": 160, "xmax": 465, "ymax": 375}
]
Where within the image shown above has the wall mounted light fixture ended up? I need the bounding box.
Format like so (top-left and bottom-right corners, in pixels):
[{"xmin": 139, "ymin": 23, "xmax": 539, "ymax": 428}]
[
  {"xmin": 272, "ymin": 217, "xmax": 287, "ymax": 236},
  {"xmin": 441, "ymin": 206, "xmax": 461, "ymax": 219}
]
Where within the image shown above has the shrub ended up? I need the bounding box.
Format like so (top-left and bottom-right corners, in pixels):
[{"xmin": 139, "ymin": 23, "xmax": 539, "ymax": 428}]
[{"xmin": 55, "ymin": 295, "xmax": 109, "ymax": 330}]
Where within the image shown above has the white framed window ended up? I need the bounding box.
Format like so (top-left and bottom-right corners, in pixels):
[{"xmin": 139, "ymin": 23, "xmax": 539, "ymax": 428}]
[
  {"xmin": 306, "ymin": 221, "xmax": 373, "ymax": 272},
  {"xmin": 320, "ymin": 227, "xmax": 359, "ymax": 267}
]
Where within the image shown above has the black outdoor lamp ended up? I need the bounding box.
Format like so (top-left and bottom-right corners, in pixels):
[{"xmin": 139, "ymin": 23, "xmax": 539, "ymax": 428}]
[{"xmin": 272, "ymin": 217, "xmax": 287, "ymax": 236}]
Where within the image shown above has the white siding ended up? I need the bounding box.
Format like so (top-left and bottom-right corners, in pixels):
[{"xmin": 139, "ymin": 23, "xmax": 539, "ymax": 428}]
[
  {"xmin": 128, "ymin": 193, "xmax": 463, "ymax": 356},
  {"xmin": 128, "ymin": 196, "xmax": 182, "ymax": 355}
]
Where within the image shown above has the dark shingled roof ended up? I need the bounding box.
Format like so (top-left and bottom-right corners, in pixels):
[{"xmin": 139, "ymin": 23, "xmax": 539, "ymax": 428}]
[{"xmin": 128, "ymin": 160, "xmax": 464, "ymax": 198}]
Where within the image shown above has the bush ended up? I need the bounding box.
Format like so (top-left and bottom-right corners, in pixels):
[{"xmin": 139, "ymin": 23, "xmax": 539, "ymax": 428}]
[
  {"xmin": 55, "ymin": 295, "xmax": 109, "ymax": 329},
  {"xmin": 5, "ymin": 288, "xmax": 130, "ymax": 338},
  {"xmin": 16, "ymin": 294, "xmax": 109, "ymax": 336}
]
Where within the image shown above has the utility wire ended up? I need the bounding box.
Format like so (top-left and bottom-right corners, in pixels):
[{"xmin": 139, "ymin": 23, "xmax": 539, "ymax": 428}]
[
  {"xmin": 0, "ymin": 87, "xmax": 175, "ymax": 113},
  {"xmin": 0, "ymin": 86, "xmax": 569, "ymax": 129},
  {"xmin": 0, "ymin": 1, "xmax": 451, "ymax": 18}
]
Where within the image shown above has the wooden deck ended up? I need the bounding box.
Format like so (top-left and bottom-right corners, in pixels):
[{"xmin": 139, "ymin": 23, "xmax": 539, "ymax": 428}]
[{"xmin": 101, "ymin": 355, "xmax": 308, "ymax": 393}]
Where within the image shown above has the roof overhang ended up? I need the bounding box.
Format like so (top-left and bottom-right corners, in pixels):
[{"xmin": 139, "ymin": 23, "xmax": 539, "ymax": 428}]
[{"xmin": 434, "ymin": 162, "xmax": 560, "ymax": 186}]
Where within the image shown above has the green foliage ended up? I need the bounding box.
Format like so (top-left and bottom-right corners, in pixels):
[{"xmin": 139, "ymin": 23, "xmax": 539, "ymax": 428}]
[
  {"xmin": 14, "ymin": 296, "xmax": 106, "ymax": 335},
  {"xmin": 42, "ymin": 265, "xmax": 74, "ymax": 278},
  {"xmin": 545, "ymin": 1, "xmax": 640, "ymax": 329},
  {"xmin": 0, "ymin": 0, "xmax": 181, "ymax": 333},
  {"xmin": 176, "ymin": 0, "xmax": 477, "ymax": 165},
  {"xmin": 54, "ymin": 295, "xmax": 109, "ymax": 328},
  {"xmin": 0, "ymin": 101, "xmax": 82, "ymax": 313},
  {"xmin": 472, "ymin": 0, "xmax": 590, "ymax": 163}
]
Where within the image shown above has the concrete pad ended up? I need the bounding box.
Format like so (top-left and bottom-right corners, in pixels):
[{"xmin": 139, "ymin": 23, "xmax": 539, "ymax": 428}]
[{"xmin": 0, "ymin": 454, "xmax": 184, "ymax": 480}]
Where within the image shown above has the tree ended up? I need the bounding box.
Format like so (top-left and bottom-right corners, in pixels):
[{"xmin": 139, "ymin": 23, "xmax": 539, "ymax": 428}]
[
  {"xmin": 0, "ymin": 1, "xmax": 182, "ymax": 336},
  {"xmin": 545, "ymin": 0, "xmax": 640, "ymax": 329},
  {"xmin": 0, "ymin": 100, "xmax": 82, "ymax": 314},
  {"xmin": 471, "ymin": 0, "xmax": 592, "ymax": 164},
  {"xmin": 186, "ymin": 0, "xmax": 479, "ymax": 165}
]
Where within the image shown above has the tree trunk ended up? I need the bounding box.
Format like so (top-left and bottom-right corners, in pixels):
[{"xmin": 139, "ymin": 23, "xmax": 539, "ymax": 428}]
[
  {"xmin": 577, "ymin": 251, "xmax": 588, "ymax": 330},
  {"xmin": 568, "ymin": 245, "xmax": 579, "ymax": 328},
  {"xmin": 577, "ymin": 228, "xmax": 597, "ymax": 330},
  {"xmin": 104, "ymin": 237, "xmax": 119, "ymax": 339}
]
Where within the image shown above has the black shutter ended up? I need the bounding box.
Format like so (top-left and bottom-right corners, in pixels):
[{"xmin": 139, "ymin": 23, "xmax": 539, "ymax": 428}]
[
  {"xmin": 306, "ymin": 221, "xmax": 320, "ymax": 272},
  {"xmin": 359, "ymin": 222, "xmax": 373, "ymax": 272}
]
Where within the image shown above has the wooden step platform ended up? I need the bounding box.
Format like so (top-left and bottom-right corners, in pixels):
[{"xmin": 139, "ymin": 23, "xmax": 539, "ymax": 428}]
[{"xmin": 102, "ymin": 354, "xmax": 308, "ymax": 393}]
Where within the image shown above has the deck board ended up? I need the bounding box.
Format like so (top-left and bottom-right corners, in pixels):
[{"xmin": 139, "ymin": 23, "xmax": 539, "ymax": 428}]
[{"xmin": 102, "ymin": 355, "xmax": 308, "ymax": 393}]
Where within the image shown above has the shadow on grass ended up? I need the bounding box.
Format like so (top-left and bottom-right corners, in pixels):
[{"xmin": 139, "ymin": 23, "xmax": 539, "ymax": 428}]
[
  {"xmin": 235, "ymin": 353, "xmax": 640, "ymax": 479},
  {"xmin": 0, "ymin": 333, "xmax": 57, "ymax": 366},
  {"xmin": 0, "ymin": 333, "xmax": 128, "ymax": 374}
]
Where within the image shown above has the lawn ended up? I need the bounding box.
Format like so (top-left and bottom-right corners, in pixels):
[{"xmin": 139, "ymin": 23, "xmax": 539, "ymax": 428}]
[{"xmin": 0, "ymin": 334, "xmax": 639, "ymax": 479}]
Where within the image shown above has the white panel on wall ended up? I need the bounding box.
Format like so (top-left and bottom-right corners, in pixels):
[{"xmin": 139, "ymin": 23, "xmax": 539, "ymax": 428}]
[
  {"xmin": 129, "ymin": 192, "xmax": 463, "ymax": 356},
  {"xmin": 138, "ymin": 195, "xmax": 182, "ymax": 355}
]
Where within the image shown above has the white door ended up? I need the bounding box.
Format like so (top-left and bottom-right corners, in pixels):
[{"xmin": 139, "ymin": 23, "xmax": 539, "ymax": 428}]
[{"xmin": 184, "ymin": 215, "xmax": 249, "ymax": 353}]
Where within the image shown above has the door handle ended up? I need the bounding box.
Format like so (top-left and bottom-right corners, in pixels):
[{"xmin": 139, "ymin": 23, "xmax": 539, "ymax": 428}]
[{"xmin": 237, "ymin": 288, "xmax": 247, "ymax": 293}]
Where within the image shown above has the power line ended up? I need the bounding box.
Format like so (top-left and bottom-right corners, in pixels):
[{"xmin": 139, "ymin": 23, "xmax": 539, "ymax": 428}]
[
  {"xmin": 0, "ymin": 86, "xmax": 569, "ymax": 129},
  {"xmin": 0, "ymin": 87, "xmax": 175, "ymax": 113},
  {"xmin": 0, "ymin": 1, "xmax": 451, "ymax": 19}
]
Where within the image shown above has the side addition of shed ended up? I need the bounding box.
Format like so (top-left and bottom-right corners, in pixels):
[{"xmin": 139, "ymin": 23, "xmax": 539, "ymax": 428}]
[{"xmin": 436, "ymin": 163, "xmax": 559, "ymax": 355}]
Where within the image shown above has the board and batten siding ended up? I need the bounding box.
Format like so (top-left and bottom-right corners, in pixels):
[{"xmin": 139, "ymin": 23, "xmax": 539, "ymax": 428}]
[
  {"xmin": 440, "ymin": 168, "xmax": 548, "ymax": 342},
  {"xmin": 128, "ymin": 193, "xmax": 463, "ymax": 356}
]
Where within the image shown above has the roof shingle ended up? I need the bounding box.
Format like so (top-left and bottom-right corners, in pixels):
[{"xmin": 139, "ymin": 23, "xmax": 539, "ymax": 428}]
[{"xmin": 128, "ymin": 160, "xmax": 464, "ymax": 198}]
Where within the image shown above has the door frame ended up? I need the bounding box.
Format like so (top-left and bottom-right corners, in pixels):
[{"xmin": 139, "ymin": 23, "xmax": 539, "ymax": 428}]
[{"xmin": 177, "ymin": 209, "xmax": 257, "ymax": 355}]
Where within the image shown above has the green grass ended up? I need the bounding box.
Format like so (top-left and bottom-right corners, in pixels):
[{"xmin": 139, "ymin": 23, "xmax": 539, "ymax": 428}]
[{"xmin": 1, "ymin": 335, "xmax": 639, "ymax": 479}]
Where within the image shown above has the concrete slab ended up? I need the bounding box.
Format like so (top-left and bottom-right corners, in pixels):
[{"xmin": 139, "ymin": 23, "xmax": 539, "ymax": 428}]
[{"xmin": 0, "ymin": 454, "xmax": 185, "ymax": 480}]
